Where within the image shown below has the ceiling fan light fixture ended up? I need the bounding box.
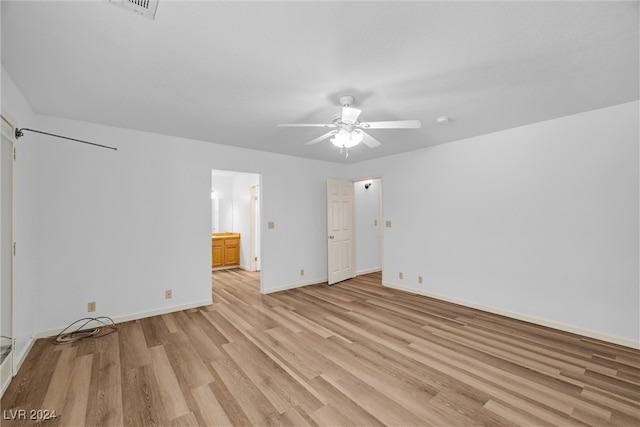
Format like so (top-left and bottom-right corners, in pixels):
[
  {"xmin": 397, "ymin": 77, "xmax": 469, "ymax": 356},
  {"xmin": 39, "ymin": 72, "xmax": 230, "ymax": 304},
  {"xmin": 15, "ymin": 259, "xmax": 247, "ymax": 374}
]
[
  {"xmin": 331, "ymin": 129, "xmax": 363, "ymax": 149},
  {"xmin": 108, "ymin": 0, "xmax": 159, "ymax": 19},
  {"xmin": 277, "ymin": 94, "xmax": 420, "ymax": 157}
]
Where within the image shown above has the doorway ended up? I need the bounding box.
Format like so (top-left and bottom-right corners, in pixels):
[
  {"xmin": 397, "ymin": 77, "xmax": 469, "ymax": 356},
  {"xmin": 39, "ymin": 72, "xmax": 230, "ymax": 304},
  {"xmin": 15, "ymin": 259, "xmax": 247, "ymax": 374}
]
[
  {"xmin": 354, "ymin": 178, "xmax": 383, "ymax": 276},
  {"xmin": 211, "ymin": 170, "xmax": 262, "ymax": 289},
  {"xmin": 326, "ymin": 177, "xmax": 383, "ymax": 285}
]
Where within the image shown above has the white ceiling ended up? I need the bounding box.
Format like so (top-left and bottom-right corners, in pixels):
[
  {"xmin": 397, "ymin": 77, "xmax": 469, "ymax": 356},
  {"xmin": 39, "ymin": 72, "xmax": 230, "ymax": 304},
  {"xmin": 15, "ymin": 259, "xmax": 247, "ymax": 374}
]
[{"xmin": 1, "ymin": 1, "xmax": 638, "ymax": 164}]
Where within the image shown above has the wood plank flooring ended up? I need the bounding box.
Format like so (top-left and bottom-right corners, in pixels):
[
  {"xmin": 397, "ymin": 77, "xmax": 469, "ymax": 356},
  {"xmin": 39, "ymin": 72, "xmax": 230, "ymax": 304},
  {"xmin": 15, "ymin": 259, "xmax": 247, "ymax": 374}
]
[{"xmin": 2, "ymin": 270, "xmax": 639, "ymax": 426}]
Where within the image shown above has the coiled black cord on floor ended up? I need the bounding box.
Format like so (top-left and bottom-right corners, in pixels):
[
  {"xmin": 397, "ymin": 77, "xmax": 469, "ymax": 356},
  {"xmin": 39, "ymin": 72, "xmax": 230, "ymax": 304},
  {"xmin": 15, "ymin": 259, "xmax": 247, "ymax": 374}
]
[{"xmin": 54, "ymin": 317, "xmax": 117, "ymax": 344}]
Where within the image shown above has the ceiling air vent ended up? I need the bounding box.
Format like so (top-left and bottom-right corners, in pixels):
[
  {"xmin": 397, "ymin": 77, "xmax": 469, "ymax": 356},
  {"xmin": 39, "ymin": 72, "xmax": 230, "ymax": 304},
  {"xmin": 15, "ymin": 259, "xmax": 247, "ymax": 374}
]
[{"xmin": 108, "ymin": 0, "xmax": 159, "ymax": 20}]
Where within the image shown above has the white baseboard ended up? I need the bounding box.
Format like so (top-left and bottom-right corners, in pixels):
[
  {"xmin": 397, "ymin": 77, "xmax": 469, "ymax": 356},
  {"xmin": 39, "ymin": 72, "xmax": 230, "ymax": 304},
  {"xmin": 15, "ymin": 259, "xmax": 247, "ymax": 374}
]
[
  {"xmin": 35, "ymin": 299, "xmax": 212, "ymax": 339},
  {"xmin": 15, "ymin": 336, "xmax": 36, "ymax": 373},
  {"xmin": 212, "ymin": 265, "xmax": 258, "ymax": 272},
  {"xmin": 211, "ymin": 265, "xmax": 239, "ymax": 272},
  {"xmin": 264, "ymin": 269, "xmax": 384, "ymax": 294},
  {"xmin": 264, "ymin": 270, "xmax": 383, "ymax": 294},
  {"xmin": 263, "ymin": 277, "xmax": 328, "ymax": 294},
  {"xmin": 383, "ymin": 281, "xmax": 640, "ymax": 350},
  {"xmin": 356, "ymin": 267, "xmax": 382, "ymax": 276}
]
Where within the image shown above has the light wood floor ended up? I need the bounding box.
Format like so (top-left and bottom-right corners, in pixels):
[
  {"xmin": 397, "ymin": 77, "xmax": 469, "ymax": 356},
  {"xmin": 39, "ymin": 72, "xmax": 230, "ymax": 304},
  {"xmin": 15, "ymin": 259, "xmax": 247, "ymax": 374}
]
[{"xmin": 2, "ymin": 270, "xmax": 639, "ymax": 426}]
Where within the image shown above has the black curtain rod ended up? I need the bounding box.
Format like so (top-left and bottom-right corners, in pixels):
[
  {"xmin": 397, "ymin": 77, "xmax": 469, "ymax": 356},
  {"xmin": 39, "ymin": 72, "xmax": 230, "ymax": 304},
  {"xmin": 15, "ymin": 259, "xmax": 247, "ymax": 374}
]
[{"xmin": 15, "ymin": 128, "xmax": 118, "ymax": 151}]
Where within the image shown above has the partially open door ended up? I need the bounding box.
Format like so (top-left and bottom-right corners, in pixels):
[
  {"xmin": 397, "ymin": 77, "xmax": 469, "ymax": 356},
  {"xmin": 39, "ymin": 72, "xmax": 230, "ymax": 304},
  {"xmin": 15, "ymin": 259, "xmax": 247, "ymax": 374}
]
[
  {"xmin": 327, "ymin": 179, "xmax": 355, "ymax": 285},
  {"xmin": 1, "ymin": 114, "xmax": 16, "ymax": 395}
]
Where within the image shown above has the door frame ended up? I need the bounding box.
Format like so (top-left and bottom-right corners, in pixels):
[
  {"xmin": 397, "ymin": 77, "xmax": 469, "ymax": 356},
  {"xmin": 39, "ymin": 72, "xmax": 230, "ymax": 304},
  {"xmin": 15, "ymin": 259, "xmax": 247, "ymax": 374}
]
[
  {"xmin": 353, "ymin": 176, "xmax": 384, "ymax": 277},
  {"xmin": 327, "ymin": 176, "xmax": 384, "ymax": 285},
  {"xmin": 353, "ymin": 176, "xmax": 385, "ymax": 276},
  {"xmin": 0, "ymin": 111, "xmax": 18, "ymax": 396},
  {"xmin": 210, "ymin": 169, "xmax": 262, "ymax": 290},
  {"xmin": 249, "ymin": 184, "xmax": 260, "ymax": 272}
]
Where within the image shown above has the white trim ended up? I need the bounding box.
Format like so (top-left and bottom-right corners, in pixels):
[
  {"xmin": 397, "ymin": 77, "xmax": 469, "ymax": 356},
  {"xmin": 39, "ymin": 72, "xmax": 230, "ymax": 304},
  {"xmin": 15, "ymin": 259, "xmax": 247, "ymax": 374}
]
[
  {"xmin": 356, "ymin": 267, "xmax": 382, "ymax": 276},
  {"xmin": 263, "ymin": 277, "xmax": 327, "ymax": 294},
  {"xmin": 212, "ymin": 265, "xmax": 239, "ymax": 272},
  {"xmin": 14, "ymin": 336, "xmax": 35, "ymax": 375},
  {"xmin": 0, "ymin": 358, "xmax": 11, "ymax": 397},
  {"xmin": 0, "ymin": 111, "xmax": 18, "ymax": 384},
  {"xmin": 249, "ymin": 184, "xmax": 260, "ymax": 273},
  {"xmin": 35, "ymin": 299, "xmax": 212, "ymax": 339},
  {"xmin": 1, "ymin": 308, "xmax": 28, "ymax": 399},
  {"xmin": 383, "ymin": 281, "xmax": 640, "ymax": 350}
]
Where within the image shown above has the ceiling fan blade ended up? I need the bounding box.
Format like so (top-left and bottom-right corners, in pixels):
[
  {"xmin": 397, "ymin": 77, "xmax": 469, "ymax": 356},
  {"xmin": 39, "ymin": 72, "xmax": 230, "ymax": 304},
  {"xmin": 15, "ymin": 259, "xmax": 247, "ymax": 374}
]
[
  {"xmin": 341, "ymin": 107, "xmax": 361, "ymax": 123},
  {"xmin": 304, "ymin": 131, "xmax": 335, "ymax": 145},
  {"xmin": 277, "ymin": 123, "xmax": 336, "ymax": 128},
  {"xmin": 360, "ymin": 120, "xmax": 421, "ymax": 129},
  {"xmin": 361, "ymin": 132, "xmax": 382, "ymax": 148}
]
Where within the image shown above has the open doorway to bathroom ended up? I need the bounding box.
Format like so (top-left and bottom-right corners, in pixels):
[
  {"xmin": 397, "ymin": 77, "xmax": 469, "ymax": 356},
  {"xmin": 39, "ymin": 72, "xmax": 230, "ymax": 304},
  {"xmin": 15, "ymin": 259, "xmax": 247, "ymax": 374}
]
[{"xmin": 211, "ymin": 170, "xmax": 261, "ymax": 295}]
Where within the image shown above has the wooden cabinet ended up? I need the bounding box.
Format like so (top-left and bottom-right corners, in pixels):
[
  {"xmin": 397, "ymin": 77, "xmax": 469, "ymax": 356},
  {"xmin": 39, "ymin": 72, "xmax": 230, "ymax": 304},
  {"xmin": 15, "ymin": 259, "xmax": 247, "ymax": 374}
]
[
  {"xmin": 212, "ymin": 233, "xmax": 240, "ymax": 268},
  {"xmin": 224, "ymin": 238, "xmax": 239, "ymax": 265},
  {"xmin": 212, "ymin": 239, "xmax": 224, "ymax": 267}
]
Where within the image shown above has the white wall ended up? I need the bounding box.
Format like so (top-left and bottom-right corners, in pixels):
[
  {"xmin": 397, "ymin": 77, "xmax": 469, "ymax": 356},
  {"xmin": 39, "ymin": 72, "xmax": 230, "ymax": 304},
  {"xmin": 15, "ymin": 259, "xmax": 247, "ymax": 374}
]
[
  {"xmin": 0, "ymin": 94, "xmax": 343, "ymax": 335},
  {"xmin": 33, "ymin": 114, "xmax": 345, "ymax": 330},
  {"xmin": 351, "ymin": 102, "xmax": 639, "ymax": 345},
  {"xmin": 354, "ymin": 178, "xmax": 382, "ymax": 274},
  {"xmin": 33, "ymin": 115, "xmax": 213, "ymax": 332},
  {"xmin": 1, "ymin": 67, "xmax": 39, "ymax": 366}
]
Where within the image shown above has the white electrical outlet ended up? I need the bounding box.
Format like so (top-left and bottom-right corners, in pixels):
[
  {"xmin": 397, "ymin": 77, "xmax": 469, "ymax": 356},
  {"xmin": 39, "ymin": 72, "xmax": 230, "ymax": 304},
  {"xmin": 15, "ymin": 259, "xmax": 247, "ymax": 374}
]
[
  {"xmin": 88, "ymin": 301, "xmax": 96, "ymax": 312},
  {"xmin": 300, "ymin": 269, "xmax": 304, "ymax": 276},
  {"xmin": 399, "ymin": 272, "xmax": 404, "ymax": 280},
  {"xmin": 418, "ymin": 276, "xmax": 423, "ymax": 284},
  {"xmin": 165, "ymin": 290, "xmax": 172, "ymax": 299}
]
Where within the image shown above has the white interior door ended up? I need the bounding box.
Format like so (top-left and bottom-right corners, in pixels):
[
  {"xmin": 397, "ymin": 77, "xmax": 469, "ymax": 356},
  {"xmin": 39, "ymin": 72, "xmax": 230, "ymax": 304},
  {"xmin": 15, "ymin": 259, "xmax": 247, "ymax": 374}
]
[
  {"xmin": 327, "ymin": 179, "xmax": 355, "ymax": 285},
  {"xmin": 1, "ymin": 114, "xmax": 16, "ymax": 394}
]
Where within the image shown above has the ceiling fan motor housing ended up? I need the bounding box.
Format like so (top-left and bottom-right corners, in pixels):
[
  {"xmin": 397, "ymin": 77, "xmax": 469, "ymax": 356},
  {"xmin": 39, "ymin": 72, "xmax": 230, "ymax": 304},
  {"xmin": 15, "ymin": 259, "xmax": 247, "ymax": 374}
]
[{"xmin": 339, "ymin": 95, "xmax": 355, "ymax": 107}]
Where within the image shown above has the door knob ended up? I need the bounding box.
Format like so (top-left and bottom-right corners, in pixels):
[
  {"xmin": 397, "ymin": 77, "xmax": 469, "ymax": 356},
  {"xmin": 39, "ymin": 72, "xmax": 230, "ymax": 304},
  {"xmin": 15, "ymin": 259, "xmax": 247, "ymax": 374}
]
[{"xmin": 329, "ymin": 235, "xmax": 335, "ymax": 239}]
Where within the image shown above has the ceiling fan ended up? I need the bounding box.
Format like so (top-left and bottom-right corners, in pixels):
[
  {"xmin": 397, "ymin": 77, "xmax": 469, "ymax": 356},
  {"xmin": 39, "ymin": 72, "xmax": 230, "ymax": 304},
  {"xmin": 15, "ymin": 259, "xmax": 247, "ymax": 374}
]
[{"xmin": 277, "ymin": 95, "xmax": 421, "ymax": 157}]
